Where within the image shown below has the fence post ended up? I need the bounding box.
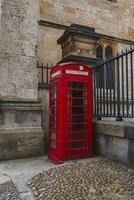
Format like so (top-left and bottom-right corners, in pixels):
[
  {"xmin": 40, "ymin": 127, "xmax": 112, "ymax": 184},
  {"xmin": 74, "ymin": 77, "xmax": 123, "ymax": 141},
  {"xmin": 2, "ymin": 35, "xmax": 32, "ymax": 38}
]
[{"xmin": 116, "ymin": 53, "xmax": 122, "ymax": 121}]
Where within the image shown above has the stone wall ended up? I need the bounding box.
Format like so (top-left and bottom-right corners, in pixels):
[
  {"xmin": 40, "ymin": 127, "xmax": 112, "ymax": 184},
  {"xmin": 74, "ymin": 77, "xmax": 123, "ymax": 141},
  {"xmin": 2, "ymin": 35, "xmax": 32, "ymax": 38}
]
[
  {"xmin": 38, "ymin": 26, "xmax": 63, "ymax": 66},
  {"xmin": 0, "ymin": 0, "xmax": 39, "ymax": 100},
  {"xmin": 0, "ymin": 0, "xmax": 44, "ymax": 160},
  {"xmin": 93, "ymin": 120, "xmax": 134, "ymax": 169},
  {"xmin": 0, "ymin": 0, "xmax": 2, "ymax": 24},
  {"xmin": 40, "ymin": 0, "xmax": 134, "ymax": 40},
  {"xmin": 39, "ymin": 0, "xmax": 134, "ymax": 65}
]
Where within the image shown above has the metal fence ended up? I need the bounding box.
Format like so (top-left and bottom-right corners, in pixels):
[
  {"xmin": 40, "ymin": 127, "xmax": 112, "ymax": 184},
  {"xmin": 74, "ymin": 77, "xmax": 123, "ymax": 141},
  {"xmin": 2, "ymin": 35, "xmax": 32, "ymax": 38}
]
[
  {"xmin": 37, "ymin": 62, "xmax": 52, "ymax": 89},
  {"xmin": 92, "ymin": 47, "xmax": 134, "ymax": 120}
]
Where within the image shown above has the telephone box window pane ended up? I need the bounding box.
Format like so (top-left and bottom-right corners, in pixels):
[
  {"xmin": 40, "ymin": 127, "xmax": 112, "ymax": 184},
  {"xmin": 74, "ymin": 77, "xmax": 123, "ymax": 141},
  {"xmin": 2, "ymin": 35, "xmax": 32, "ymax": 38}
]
[
  {"xmin": 50, "ymin": 132, "xmax": 56, "ymax": 140},
  {"xmin": 69, "ymin": 124, "xmax": 87, "ymax": 131},
  {"xmin": 71, "ymin": 107, "xmax": 88, "ymax": 114},
  {"xmin": 70, "ymin": 116, "xmax": 87, "ymax": 123},
  {"xmin": 51, "ymin": 107, "xmax": 56, "ymax": 127},
  {"xmin": 72, "ymin": 90, "xmax": 86, "ymax": 97},
  {"xmin": 73, "ymin": 82, "xmax": 84, "ymax": 89},
  {"xmin": 69, "ymin": 132, "xmax": 85, "ymax": 140},
  {"xmin": 51, "ymin": 123, "xmax": 56, "ymax": 130},
  {"xmin": 51, "ymin": 83, "xmax": 57, "ymax": 99},
  {"xmin": 50, "ymin": 82, "xmax": 57, "ymax": 146},
  {"xmin": 52, "ymin": 99, "xmax": 56, "ymax": 106},
  {"xmin": 69, "ymin": 141, "xmax": 85, "ymax": 149},
  {"xmin": 68, "ymin": 90, "xmax": 87, "ymax": 98},
  {"xmin": 50, "ymin": 140, "xmax": 57, "ymax": 149},
  {"xmin": 68, "ymin": 82, "xmax": 87, "ymax": 89},
  {"xmin": 71, "ymin": 99, "xmax": 87, "ymax": 106}
]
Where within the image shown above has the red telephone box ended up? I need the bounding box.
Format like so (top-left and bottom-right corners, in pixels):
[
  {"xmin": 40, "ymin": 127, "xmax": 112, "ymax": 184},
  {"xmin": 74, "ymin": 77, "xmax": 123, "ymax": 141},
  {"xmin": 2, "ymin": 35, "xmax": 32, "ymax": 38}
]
[{"xmin": 49, "ymin": 62, "xmax": 92, "ymax": 164}]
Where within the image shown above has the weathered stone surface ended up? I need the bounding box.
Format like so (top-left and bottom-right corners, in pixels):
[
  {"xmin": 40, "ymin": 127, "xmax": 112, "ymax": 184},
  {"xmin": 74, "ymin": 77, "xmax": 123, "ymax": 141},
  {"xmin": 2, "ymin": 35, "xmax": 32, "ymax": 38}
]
[
  {"xmin": 0, "ymin": 0, "xmax": 39, "ymax": 100},
  {"xmin": 0, "ymin": 1, "xmax": 45, "ymax": 161},
  {"xmin": 93, "ymin": 120, "xmax": 134, "ymax": 169},
  {"xmin": 93, "ymin": 120, "xmax": 125, "ymax": 138},
  {"xmin": 38, "ymin": 88, "xmax": 49, "ymax": 153},
  {"xmin": 38, "ymin": 26, "xmax": 63, "ymax": 66},
  {"xmin": 40, "ymin": 0, "xmax": 134, "ymax": 40},
  {"xmin": 0, "ymin": 100, "xmax": 44, "ymax": 160},
  {"xmin": 0, "ymin": 127, "xmax": 44, "ymax": 160},
  {"xmin": 39, "ymin": 0, "xmax": 134, "ymax": 67},
  {"xmin": 57, "ymin": 24, "xmax": 100, "ymax": 64}
]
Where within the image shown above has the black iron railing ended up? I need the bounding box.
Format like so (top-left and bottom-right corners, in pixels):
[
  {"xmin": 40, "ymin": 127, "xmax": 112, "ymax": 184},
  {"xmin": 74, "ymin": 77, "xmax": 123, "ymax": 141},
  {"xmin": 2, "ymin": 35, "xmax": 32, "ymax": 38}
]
[
  {"xmin": 37, "ymin": 62, "xmax": 52, "ymax": 89},
  {"xmin": 92, "ymin": 47, "xmax": 134, "ymax": 120}
]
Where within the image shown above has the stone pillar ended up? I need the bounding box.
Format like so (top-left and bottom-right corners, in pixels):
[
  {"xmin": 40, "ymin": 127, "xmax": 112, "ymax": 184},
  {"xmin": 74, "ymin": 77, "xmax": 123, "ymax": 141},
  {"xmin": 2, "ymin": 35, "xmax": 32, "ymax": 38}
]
[
  {"xmin": 57, "ymin": 24, "xmax": 99, "ymax": 65},
  {"xmin": 0, "ymin": 0, "xmax": 44, "ymax": 160}
]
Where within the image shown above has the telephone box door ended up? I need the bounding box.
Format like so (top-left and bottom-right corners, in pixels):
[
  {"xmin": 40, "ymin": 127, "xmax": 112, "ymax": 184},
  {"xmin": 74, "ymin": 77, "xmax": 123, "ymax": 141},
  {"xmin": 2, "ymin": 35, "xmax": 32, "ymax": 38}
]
[{"xmin": 64, "ymin": 77, "xmax": 92, "ymax": 159}]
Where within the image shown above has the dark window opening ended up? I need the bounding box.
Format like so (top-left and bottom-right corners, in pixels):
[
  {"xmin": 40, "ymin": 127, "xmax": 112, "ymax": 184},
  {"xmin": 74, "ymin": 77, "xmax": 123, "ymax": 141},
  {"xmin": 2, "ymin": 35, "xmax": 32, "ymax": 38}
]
[
  {"xmin": 105, "ymin": 46, "xmax": 113, "ymax": 59},
  {"xmin": 96, "ymin": 44, "xmax": 103, "ymax": 60},
  {"xmin": 106, "ymin": 0, "xmax": 116, "ymax": 2},
  {"xmin": 96, "ymin": 45, "xmax": 115, "ymax": 89}
]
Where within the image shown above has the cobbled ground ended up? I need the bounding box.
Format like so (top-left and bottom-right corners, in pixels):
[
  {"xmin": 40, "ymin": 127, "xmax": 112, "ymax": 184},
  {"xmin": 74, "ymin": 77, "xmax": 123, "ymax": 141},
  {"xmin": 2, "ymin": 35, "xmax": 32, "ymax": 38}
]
[
  {"xmin": 28, "ymin": 158, "xmax": 134, "ymax": 200},
  {"xmin": 0, "ymin": 180, "xmax": 20, "ymax": 200}
]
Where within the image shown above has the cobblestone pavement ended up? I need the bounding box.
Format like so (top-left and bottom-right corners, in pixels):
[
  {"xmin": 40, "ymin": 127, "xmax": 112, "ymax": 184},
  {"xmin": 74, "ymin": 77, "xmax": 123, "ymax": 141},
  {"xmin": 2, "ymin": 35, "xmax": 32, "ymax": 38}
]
[
  {"xmin": 0, "ymin": 156, "xmax": 55, "ymax": 200},
  {"xmin": 0, "ymin": 180, "xmax": 20, "ymax": 200},
  {"xmin": 28, "ymin": 158, "xmax": 134, "ymax": 200}
]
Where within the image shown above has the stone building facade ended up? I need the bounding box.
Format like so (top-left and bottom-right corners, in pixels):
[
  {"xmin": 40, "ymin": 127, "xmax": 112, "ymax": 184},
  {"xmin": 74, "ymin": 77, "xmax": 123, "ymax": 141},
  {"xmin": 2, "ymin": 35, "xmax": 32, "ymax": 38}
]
[
  {"xmin": 0, "ymin": 0, "xmax": 133, "ymax": 160},
  {"xmin": 38, "ymin": 0, "xmax": 134, "ymax": 65},
  {"xmin": 0, "ymin": 0, "xmax": 44, "ymax": 159}
]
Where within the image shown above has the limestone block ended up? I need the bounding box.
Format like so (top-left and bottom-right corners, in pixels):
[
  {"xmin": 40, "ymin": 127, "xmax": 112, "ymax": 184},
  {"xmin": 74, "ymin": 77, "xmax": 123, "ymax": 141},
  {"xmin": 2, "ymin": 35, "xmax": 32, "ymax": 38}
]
[
  {"xmin": 93, "ymin": 120, "xmax": 134, "ymax": 169},
  {"xmin": 40, "ymin": 0, "xmax": 134, "ymax": 40},
  {"xmin": 38, "ymin": 26, "xmax": 63, "ymax": 65},
  {"xmin": 57, "ymin": 24, "xmax": 98, "ymax": 63},
  {"xmin": 0, "ymin": 128, "xmax": 44, "ymax": 160},
  {"xmin": 0, "ymin": 100, "xmax": 45, "ymax": 160},
  {"xmin": 0, "ymin": 0, "xmax": 39, "ymax": 100},
  {"xmin": 128, "ymin": 28, "xmax": 134, "ymax": 40},
  {"xmin": 63, "ymin": 6, "xmax": 76, "ymax": 14}
]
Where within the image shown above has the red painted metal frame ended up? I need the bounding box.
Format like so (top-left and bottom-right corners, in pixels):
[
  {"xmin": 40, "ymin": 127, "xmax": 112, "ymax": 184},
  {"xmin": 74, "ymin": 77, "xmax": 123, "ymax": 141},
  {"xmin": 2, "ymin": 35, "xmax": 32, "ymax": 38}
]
[{"xmin": 49, "ymin": 62, "xmax": 92, "ymax": 164}]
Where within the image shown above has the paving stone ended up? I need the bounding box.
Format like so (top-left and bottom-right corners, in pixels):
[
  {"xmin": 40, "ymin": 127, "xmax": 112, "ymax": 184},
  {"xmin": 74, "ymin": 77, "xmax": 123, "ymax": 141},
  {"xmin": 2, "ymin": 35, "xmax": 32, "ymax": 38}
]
[{"xmin": 28, "ymin": 158, "xmax": 134, "ymax": 200}]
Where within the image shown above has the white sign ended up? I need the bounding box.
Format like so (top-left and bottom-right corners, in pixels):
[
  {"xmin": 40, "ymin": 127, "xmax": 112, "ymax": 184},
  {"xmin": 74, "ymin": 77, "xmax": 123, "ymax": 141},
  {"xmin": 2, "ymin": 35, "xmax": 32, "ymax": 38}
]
[
  {"xmin": 79, "ymin": 66, "xmax": 84, "ymax": 70},
  {"xmin": 66, "ymin": 70, "xmax": 88, "ymax": 76},
  {"xmin": 51, "ymin": 70, "xmax": 61, "ymax": 78}
]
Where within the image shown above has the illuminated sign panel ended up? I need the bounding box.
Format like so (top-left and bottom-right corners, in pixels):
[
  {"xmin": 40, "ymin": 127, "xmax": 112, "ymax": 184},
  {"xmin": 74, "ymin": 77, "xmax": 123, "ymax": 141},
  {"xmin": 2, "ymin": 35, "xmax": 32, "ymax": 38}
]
[
  {"xmin": 66, "ymin": 70, "xmax": 88, "ymax": 76},
  {"xmin": 51, "ymin": 70, "xmax": 61, "ymax": 78}
]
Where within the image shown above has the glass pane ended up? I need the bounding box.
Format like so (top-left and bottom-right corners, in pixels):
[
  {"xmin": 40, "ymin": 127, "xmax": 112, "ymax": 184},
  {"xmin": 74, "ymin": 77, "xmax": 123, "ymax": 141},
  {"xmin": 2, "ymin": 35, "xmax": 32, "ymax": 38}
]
[
  {"xmin": 68, "ymin": 132, "xmax": 85, "ymax": 140},
  {"xmin": 51, "ymin": 83, "xmax": 57, "ymax": 99},
  {"xmin": 50, "ymin": 140, "xmax": 57, "ymax": 149},
  {"xmin": 71, "ymin": 107, "xmax": 88, "ymax": 114},
  {"xmin": 73, "ymin": 82, "xmax": 84, "ymax": 89},
  {"xmin": 72, "ymin": 90, "xmax": 86, "ymax": 97},
  {"xmin": 70, "ymin": 116, "xmax": 87, "ymax": 123},
  {"xmin": 96, "ymin": 44, "xmax": 103, "ymax": 60},
  {"xmin": 68, "ymin": 124, "xmax": 87, "ymax": 131},
  {"xmin": 51, "ymin": 122, "xmax": 56, "ymax": 130},
  {"xmin": 68, "ymin": 99, "xmax": 87, "ymax": 106},
  {"xmin": 105, "ymin": 46, "xmax": 113, "ymax": 59},
  {"xmin": 50, "ymin": 82, "xmax": 57, "ymax": 147},
  {"xmin": 50, "ymin": 132, "xmax": 56, "ymax": 140},
  {"xmin": 69, "ymin": 141, "xmax": 85, "ymax": 149},
  {"xmin": 51, "ymin": 107, "xmax": 56, "ymax": 125},
  {"xmin": 51, "ymin": 99, "xmax": 56, "ymax": 106}
]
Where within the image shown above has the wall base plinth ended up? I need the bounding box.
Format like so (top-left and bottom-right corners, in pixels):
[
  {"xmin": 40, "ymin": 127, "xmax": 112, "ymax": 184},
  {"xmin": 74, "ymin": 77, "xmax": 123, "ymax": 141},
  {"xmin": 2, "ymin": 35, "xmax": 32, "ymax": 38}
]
[{"xmin": 0, "ymin": 100, "xmax": 44, "ymax": 160}]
